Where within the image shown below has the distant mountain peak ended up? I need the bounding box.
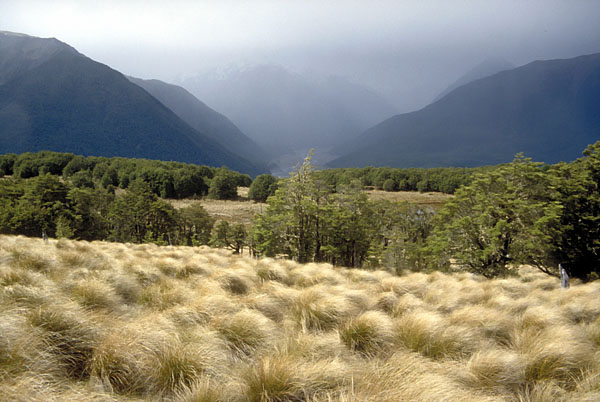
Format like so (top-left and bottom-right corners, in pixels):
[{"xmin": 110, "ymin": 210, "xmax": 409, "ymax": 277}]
[{"xmin": 433, "ymin": 57, "xmax": 515, "ymax": 102}]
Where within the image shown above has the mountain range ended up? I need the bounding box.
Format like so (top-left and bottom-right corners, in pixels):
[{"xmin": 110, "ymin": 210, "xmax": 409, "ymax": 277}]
[
  {"xmin": 126, "ymin": 76, "xmax": 270, "ymax": 172},
  {"xmin": 0, "ymin": 31, "xmax": 266, "ymax": 176},
  {"xmin": 181, "ymin": 65, "xmax": 398, "ymax": 156},
  {"xmin": 329, "ymin": 53, "xmax": 600, "ymax": 168},
  {"xmin": 2, "ymin": 31, "xmax": 599, "ymax": 174}
]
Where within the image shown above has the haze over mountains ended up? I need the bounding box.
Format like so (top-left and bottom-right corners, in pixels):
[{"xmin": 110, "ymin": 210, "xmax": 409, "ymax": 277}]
[
  {"xmin": 330, "ymin": 53, "xmax": 600, "ymax": 168},
  {"xmin": 432, "ymin": 58, "xmax": 515, "ymax": 103},
  {"xmin": 181, "ymin": 65, "xmax": 398, "ymax": 157},
  {"xmin": 0, "ymin": 31, "xmax": 265, "ymax": 176},
  {"xmin": 126, "ymin": 76, "xmax": 270, "ymax": 172},
  {"xmin": 1, "ymin": 30, "xmax": 599, "ymax": 174}
]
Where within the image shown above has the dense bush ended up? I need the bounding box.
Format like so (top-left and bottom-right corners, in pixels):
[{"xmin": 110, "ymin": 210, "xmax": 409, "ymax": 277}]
[
  {"xmin": 0, "ymin": 151, "xmax": 246, "ymax": 200},
  {"xmin": 0, "ymin": 176, "xmax": 214, "ymax": 246},
  {"xmin": 248, "ymin": 174, "xmax": 278, "ymax": 202},
  {"xmin": 208, "ymin": 173, "xmax": 239, "ymax": 200},
  {"xmin": 314, "ymin": 165, "xmax": 489, "ymax": 194}
]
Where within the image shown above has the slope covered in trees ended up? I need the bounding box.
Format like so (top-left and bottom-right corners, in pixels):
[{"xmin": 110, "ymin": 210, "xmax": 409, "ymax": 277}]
[{"xmin": 0, "ymin": 32, "xmax": 264, "ymax": 176}]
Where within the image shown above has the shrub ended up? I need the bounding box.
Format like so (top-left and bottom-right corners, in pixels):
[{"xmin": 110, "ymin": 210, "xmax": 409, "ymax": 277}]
[
  {"xmin": 248, "ymin": 174, "xmax": 278, "ymax": 202},
  {"xmin": 208, "ymin": 174, "xmax": 238, "ymax": 200},
  {"xmin": 382, "ymin": 178, "xmax": 397, "ymax": 192}
]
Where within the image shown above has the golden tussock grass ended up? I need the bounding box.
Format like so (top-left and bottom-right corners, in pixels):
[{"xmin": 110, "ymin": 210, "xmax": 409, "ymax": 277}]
[{"xmin": 0, "ymin": 234, "xmax": 599, "ymax": 401}]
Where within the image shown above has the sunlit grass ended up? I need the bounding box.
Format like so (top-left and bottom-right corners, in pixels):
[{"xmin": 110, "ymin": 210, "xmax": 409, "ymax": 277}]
[{"xmin": 0, "ymin": 234, "xmax": 598, "ymax": 401}]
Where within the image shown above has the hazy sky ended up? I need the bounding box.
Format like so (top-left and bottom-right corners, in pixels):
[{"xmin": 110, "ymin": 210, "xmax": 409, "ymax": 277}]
[{"xmin": 2, "ymin": 0, "xmax": 600, "ymax": 111}]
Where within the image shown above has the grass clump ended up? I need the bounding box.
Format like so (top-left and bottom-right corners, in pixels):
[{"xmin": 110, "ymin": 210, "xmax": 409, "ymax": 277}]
[
  {"xmin": 27, "ymin": 303, "xmax": 100, "ymax": 379},
  {"xmin": 290, "ymin": 287, "xmax": 352, "ymax": 332},
  {"xmin": 241, "ymin": 355, "xmax": 348, "ymax": 402},
  {"xmin": 143, "ymin": 339, "xmax": 208, "ymax": 395},
  {"xmin": 393, "ymin": 310, "xmax": 475, "ymax": 359},
  {"xmin": 70, "ymin": 278, "xmax": 118, "ymax": 310},
  {"xmin": 213, "ymin": 309, "xmax": 275, "ymax": 358},
  {"xmin": 338, "ymin": 311, "xmax": 393, "ymax": 356}
]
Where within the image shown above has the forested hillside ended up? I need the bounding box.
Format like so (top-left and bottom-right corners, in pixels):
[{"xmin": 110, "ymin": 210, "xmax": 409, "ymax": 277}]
[{"xmin": 0, "ymin": 32, "xmax": 264, "ymax": 176}]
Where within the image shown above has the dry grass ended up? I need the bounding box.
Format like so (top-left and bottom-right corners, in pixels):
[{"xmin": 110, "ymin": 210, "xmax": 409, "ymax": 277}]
[
  {"xmin": 0, "ymin": 234, "xmax": 599, "ymax": 401},
  {"xmin": 168, "ymin": 187, "xmax": 264, "ymax": 226},
  {"xmin": 168, "ymin": 188, "xmax": 452, "ymax": 228},
  {"xmin": 365, "ymin": 189, "xmax": 453, "ymax": 209}
]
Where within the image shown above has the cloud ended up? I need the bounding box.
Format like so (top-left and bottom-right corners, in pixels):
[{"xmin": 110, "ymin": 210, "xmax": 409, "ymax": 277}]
[{"xmin": 1, "ymin": 0, "xmax": 599, "ymax": 111}]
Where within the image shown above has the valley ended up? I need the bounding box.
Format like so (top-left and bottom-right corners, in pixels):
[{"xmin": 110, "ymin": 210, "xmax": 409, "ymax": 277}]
[{"xmin": 1, "ymin": 5, "xmax": 600, "ymax": 400}]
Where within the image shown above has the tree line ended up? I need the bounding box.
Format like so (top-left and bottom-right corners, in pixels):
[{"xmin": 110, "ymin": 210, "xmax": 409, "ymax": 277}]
[
  {"xmin": 313, "ymin": 165, "xmax": 493, "ymax": 194},
  {"xmin": 0, "ymin": 151, "xmax": 251, "ymax": 200},
  {"xmin": 1, "ymin": 143, "xmax": 599, "ymax": 281},
  {"xmin": 249, "ymin": 154, "xmax": 434, "ymax": 270},
  {"xmin": 250, "ymin": 143, "xmax": 600, "ymax": 281}
]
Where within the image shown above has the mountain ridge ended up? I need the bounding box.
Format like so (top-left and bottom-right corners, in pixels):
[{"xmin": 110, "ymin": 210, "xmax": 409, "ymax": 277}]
[
  {"xmin": 0, "ymin": 32, "xmax": 265, "ymax": 176},
  {"xmin": 329, "ymin": 52, "xmax": 600, "ymax": 168},
  {"xmin": 127, "ymin": 76, "xmax": 271, "ymax": 171}
]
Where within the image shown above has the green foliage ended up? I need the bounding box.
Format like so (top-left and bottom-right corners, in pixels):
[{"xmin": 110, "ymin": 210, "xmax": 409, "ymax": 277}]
[
  {"xmin": 427, "ymin": 155, "xmax": 561, "ymax": 278},
  {"xmin": 108, "ymin": 181, "xmax": 178, "ymax": 244},
  {"xmin": 369, "ymin": 201, "xmax": 435, "ymax": 273},
  {"xmin": 251, "ymin": 153, "xmax": 428, "ymax": 269},
  {"xmin": 248, "ymin": 174, "xmax": 278, "ymax": 202},
  {"xmin": 0, "ymin": 153, "xmax": 16, "ymax": 175},
  {"xmin": 208, "ymin": 173, "xmax": 238, "ymax": 200},
  {"xmin": 210, "ymin": 221, "xmax": 247, "ymax": 254},
  {"xmin": 178, "ymin": 204, "xmax": 214, "ymax": 246},
  {"xmin": 13, "ymin": 151, "xmax": 74, "ymax": 178},
  {"xmin": 550, "ymin": 141, "xmax": 600, "ymax": 280},
  {"xmin": 314, "ymin": 166, "xmax": 488, "ymax": 194},
  {"xmin": 70, "ymin": 170, "xmax": 94, "ymax": 189},
  {"xmin": 2, "ymin": 151, "xmax": 236, "ymax": 200},
  {"xmin": 382, "ymin": 178, "xmax": 396, "ymax": 192}
]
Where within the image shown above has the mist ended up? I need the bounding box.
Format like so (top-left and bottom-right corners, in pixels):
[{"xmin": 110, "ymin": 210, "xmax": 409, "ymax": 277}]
[{"xmin": 2, "ymin": 0, "xmax": 600, "ymax": 112}]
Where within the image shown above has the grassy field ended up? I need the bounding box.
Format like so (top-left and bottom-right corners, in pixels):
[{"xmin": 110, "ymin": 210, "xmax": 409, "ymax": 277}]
[
  {"xmin": 168, "ymin": 188, "xmax": 453, "ymax": 226},
  {"xmin": 1, "ymin": 234, "xmax": 599, "ymax": 401},
  {"xmin": 365, "ymin": 189, "xmax": 453, "ymax": 209}
]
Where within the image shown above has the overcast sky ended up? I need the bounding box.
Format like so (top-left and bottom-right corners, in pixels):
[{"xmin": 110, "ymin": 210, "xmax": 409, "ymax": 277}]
[{"xmin": 2, "ymin": 0, "xmax": 600, "ymax": 111}]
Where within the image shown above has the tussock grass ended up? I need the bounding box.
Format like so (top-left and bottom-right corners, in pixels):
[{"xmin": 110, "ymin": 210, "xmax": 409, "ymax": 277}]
[
  {"xmin": 213, "ymin": 309, "xmax": 275, "ymax": 358},
  {"xmin": 1, "ymin": 234, "xmax": 599, "ymax": 401},
  {"xmin": 338, "ymin": 311, "xmax": 393, "ymax": 356},
  {"xmin": 290, "ymin": 286, "xmax": 355, "ymax": 332}
]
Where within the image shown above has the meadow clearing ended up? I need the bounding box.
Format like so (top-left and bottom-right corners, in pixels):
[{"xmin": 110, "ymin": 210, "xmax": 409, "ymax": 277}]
[
  {"xmin": 1, "ymin": 234, "xmax": 599, "ymax": 401},
  {"xmin": 167, "ymin": 188, "xmax": 452, "ymax": 227}
]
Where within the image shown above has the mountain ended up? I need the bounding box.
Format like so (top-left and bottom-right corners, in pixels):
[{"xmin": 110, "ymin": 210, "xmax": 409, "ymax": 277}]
[
  {"xmin": 433, "ymin": 57, "xmax": 515, "ymax": 102},
  {"xmin": 0, "ymin": 31, "xmax": 265, "ymax": 176},
  {"xmin": 329, "ymin": 53, "xmax": 600, "ymax": 168},
  {"xmin": 182, "ymin": 65, "xmax": 397, "ymax": 156},
  {"xmin": 127, "ymin": 76, "xmax": 270, "ymax": 171}
]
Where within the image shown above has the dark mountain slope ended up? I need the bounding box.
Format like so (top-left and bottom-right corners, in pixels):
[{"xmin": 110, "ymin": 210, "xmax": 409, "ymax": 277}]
[
  {"xmin": 329, "ymin": 53, "xmax": 600, "ymax": 168},
  {"xmin": 128, "ymin": 76, "xmax": 270, "ymax": 170},
  {"xmin": 0, "ymin": 32, "xmax": 264, "ymax": 175},
  {"xmin": 433, "ymin": 57, "xmax": 515, "ymax": 103}
]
